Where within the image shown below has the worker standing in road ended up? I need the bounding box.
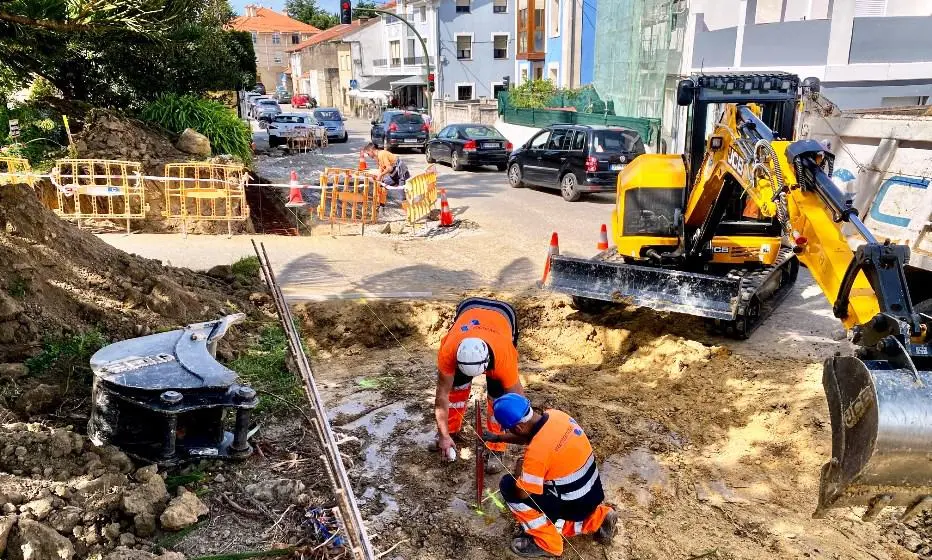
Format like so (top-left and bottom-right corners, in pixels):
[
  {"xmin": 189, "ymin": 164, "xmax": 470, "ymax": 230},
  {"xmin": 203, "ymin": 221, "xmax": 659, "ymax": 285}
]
[
  {"xmin": 432, "ymin": 297, "xmax": 523, "ymax": 473},
  {"xmin": 363, "ymin": 142, "xmax": 410, "ymax": 186},
  {"xmin": 490, "ymin": 393, "xmax": 618, "ymax": 558}
]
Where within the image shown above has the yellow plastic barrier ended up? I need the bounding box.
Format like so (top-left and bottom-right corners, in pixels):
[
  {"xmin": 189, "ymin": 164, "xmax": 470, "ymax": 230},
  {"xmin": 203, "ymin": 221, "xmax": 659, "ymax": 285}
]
[
  {"xmin": 163, "ymin": 163, "xmax": 249, "ymax": 236},
  {"xmin": 53, "ymin": 159, "xmax": 145, "ymax": 233},
  {"xmin": 318, "ymin": 168, "xmax": 384, "ymax": 225},
  {"xmin": 0, "ymin": 157, "xmax": 34, "ymax": 187},
  {"xmin": 403, "ymin": 165, "xmax": 438, "ymax": 224}
]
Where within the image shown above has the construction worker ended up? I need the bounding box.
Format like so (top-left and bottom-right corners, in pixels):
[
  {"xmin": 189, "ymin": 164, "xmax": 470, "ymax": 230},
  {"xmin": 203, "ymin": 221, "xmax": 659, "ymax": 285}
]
[
  {"xmin": 490, "ymin": 393, "xmax": 618, "ymax": 558},
  {"xmin": 363, "ymin": 142, "xmax": 410, "ymax": 186},
  {"xmin": 432, "ymin": 297, "xmax": 523, "ymax": 473}
]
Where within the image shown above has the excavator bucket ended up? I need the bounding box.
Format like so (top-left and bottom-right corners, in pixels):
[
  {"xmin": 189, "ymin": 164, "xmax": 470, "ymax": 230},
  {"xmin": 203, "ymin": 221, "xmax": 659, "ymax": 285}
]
[
  {"xmin": 547, "ymin": 255, "xmax": 741, "ymax": 321},
  {"xmin": 816, "ymin": 355, "xmax": 932, "ymax": 521}
]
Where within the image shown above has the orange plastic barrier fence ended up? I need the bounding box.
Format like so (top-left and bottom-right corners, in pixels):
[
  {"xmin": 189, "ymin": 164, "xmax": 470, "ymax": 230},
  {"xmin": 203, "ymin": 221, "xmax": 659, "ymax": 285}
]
[
  {"xmin": 53, "ymin": 159, "xmax": 146, "ymax": 233},
  {"xmin": 0, "ymin": 157, "xmax": 34, "ymax": 187},
  {"xmin": 403, "ymin": 165, "xmax": 438, "ymax": 224},
  {"xmin": 318, "ymin": 168, "xmax": 386, "ymax": 225},
  {"xmin": 163, "ymin": 163, "xmax": 249, "ymax": 235}
]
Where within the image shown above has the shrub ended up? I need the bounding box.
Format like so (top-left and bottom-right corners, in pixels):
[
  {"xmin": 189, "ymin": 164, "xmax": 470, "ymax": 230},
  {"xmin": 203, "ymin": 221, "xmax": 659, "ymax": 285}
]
[
  {"xmin": 141, "ymin": 94, "xmax": 252, "ymax": 163},
  {"xmin": 508, "ymin": 79, "xmax": 558, "ymax": 109}
]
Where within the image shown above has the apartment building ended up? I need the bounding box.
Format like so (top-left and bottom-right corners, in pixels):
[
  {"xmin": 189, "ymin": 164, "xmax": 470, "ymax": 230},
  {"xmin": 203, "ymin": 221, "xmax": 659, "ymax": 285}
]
[
  {"xmin": 542, "ymin": 0, "xmax": 597, "ymax": 87},
  {"xmin": 232, "ymin": 5, "xmax": 319, "ymax": 92},
  {"xmin": 288, "ymin": 20, "xmax": 376, "ymax": 110}
]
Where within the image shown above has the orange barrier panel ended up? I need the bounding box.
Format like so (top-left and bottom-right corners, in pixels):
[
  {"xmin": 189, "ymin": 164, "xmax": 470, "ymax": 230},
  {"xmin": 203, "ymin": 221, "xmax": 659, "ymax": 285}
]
[
  {"xmin": 163, "ymin": 163, "xmax": 249, "ymax": 236},
  {"xmin": 403, "ymin": 165, "xmax": 438, "ymax": 224},
  {"xmin": 318, "ymin": 168, "xmax": 385, "ymax": 225},
  {"xmin": 0, "ymin": 157, "xmax": 34, "ymax": 187},
  {"xmin": 53, "ymin": 159, "xmax": 146, "ymax": 233}
]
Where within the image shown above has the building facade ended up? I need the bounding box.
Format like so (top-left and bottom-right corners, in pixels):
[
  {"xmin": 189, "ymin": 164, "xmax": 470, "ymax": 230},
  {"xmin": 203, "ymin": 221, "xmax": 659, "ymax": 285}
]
[
  {"xmin": 288, "ymin": 20, "xmax": 374, "ymax": 111},
  {"xmin": 231, "ymin": 5, "xmax": 319, "ymax": 92},
  {"xmin": 542, "ymin": 0, "xmax": 596, "ymax": 88},
  {"xmin": 515, "ymin": 0, "xmax": 546, "ymax": 84},
  {"xmin": 687, "ymin": 0, "xmax": 932, "ymax": 109}
]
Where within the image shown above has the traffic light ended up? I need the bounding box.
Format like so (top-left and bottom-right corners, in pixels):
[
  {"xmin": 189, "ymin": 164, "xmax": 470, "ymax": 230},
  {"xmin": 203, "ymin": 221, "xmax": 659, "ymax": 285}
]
[
  {"xmin": 340, "ymin": 1, "xmax": 352, "ymax": 24},
  {"xmin": 427, "ymin": 72, "xmax": 435, "ymax": 93},
  {"xmin": 502, "ymin": 75, "xmax": 510, "ymax": 89}
]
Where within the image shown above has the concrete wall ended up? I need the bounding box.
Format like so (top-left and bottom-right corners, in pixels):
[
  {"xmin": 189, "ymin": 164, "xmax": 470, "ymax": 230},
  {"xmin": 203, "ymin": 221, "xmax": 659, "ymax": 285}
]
[
  {"xmin": 740, "ymin": 19, "xmax": 831, "ymax": 66},
  {"xmin": 691, "ymin": 21, "xmax": 736, "ymax": 68},
  {"xmin": 430, "ymin": 100, "xmax": 499, "ymax": 130},
  {"xmin": 849, "ymin": 17, "xmax": 932, "ymax": 64},
  {"xmin": 437, "ymin": 0, "xmax": 515, "ymax": 100},
  {"xmin": 344, "ymin": 18, "xmax": 386, "ymax": 85}
]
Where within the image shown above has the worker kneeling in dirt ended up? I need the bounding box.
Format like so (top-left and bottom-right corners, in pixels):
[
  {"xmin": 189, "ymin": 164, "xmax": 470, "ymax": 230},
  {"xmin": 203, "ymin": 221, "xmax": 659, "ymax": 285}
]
[
  {"xmin": 363, "ymin": 142, "xmax": 410, "ymax": 187},
  {"xmin": 490, "ymin": 393, "xmax": 618, "ymax": 558},
  {"xmin": 432, "ymin": 297, "xmax": 522, "ymax": 472}
]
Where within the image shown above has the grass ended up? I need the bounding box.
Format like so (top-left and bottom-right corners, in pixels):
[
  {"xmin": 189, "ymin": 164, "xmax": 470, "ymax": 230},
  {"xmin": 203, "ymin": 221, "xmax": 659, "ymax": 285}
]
[
  {"xmin": 228, "ymin": 324, "xmax": 302, "ymax": 414},
  {"xmin": 231, "ymin": 256, "xmax": 260, "ymax": 283},
  {"xmin": 7, "ymin": 276, "xmax": 28, "ymax": 298},
  {"xmin": 25, "ymin": 330, "xmax": 108, "ymax": 379}
]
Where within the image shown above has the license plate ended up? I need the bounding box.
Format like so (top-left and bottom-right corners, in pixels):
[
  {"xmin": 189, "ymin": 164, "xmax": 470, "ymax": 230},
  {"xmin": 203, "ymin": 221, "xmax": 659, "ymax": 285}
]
[
  {"xmin": 483, "ymin": 142, "xmax": 500, "ymax": 149},
  {"xmin": 610, "ymin": 164, "xmax": 624, "ymax": 171},
  {"xmin": 404, "ymin": 138, "xmax": 419, "ymax": 143}
]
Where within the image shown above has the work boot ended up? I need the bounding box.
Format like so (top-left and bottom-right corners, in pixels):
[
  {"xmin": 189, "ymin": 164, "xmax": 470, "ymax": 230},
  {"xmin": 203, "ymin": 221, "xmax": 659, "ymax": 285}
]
[
  {"xmin": 510, "ymin": 536, "xmax": 557, "ymax": 558},
  {"xmin": 593, "ymin": 508, "xmax": 619, "ymax": 545},
  {"xmin": 484, "ymin": 450, "xmax": 506, "ymax": 474}
]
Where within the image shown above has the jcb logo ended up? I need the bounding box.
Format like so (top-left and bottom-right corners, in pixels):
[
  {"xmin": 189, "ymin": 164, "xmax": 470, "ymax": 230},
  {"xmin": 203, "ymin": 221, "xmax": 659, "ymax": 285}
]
[
  {"xmin": 843, "ymin": 385, "xmax": 874, "ymax": 428},
  {"xmin": 712, "ymin": 246, "xmax": 730, "ymax": 253},
  {"xmin": 727, "ymin": 148, "xmax": 746, "ymax": 176}
]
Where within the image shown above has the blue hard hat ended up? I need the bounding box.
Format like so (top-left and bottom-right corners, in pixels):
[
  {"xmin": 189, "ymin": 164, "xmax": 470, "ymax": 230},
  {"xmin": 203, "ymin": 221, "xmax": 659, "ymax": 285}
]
[{"xmin": 493, "ymin": 393, "xmax": 532, "ymax": 430}]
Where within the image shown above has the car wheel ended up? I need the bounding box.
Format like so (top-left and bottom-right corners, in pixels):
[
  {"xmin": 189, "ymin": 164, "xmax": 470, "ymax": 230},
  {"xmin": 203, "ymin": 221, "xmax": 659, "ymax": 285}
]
[
  {"xmin": 451, "ymin": 151, "xmax": 463, "ymax": 171},
  {"xmin": 426, "ymin": 146, "xmax": 435, "ymax": 163},
  {"xmin": 341, "ymin": 132, "xmax": 348, "ymax": 143},
  {"xmin": 496, "ymin": 163, "xmax": 507, "ymax": 172},
  {"xmin": 560, "ymin": 172, "xmax": 582, "ymax": 202},
  {"xmin": 508, "ymin": 163, "xmax": 523, "ymax": 188}
]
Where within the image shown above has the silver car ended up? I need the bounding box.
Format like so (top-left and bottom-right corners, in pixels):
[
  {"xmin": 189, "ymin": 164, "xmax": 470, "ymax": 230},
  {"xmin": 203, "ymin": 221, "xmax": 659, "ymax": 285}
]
[
  {"xmin": 252, "ymin": 99, "xmax": 282, "ymax": 122},
  {"xmin": 267, "ymin": 113, "xmax": 317, "ymax": 148}
]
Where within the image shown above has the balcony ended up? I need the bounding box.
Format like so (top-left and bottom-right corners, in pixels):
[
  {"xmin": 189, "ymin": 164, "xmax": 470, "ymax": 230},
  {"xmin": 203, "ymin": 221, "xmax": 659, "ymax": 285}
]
[
  {"xmin": 373, "ymin": 58, "xmax": 388, "ymax": 67},
  {"xmin": 403, "ymin": 56, "xmax": 427, "ymax": 65}
]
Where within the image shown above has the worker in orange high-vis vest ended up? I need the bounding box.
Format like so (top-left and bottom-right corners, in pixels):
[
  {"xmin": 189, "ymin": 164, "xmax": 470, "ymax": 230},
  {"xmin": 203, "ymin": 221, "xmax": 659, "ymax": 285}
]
[
  {"xmin": 490, "ymin": 394, "xmax": 618, "ymax": 558},
  {"xmin": 431, "ymin": 297, "xmax": 523, "ymax": 473}
]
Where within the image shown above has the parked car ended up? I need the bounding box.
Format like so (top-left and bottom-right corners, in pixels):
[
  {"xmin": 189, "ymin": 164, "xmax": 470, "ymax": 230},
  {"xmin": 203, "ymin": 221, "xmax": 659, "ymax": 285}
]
[
  {"xmin": 245, "ymin": 92, "xmax": 263, "ymax": 112},
  {"xmin": 248, "ymin": 96, "xmax": 271, "ymax": 117},
  {"xmin": 253, "ymin": 83, "xmax": 266, "ymax": 95},
  {"xmin": 267, "ymin": 113, "xmax": 316, "ymax": 147},
  {"xmin": 507, "ymin": 124, "xmax": 646, "ymax": 201},
  {"xmin": 274, "ymin": 88, "xmax": 291, "ymax": 104},
  {"xmin": 291, "ymin": 93, "xmax": 310, "ymax": 108},
  {"xmin": 426, "ymin": 124, "xmax": 512, "ymax": 171},
  {"xmin": 370, "ymin": 111, "xmax": 428, "ymax": 151},
  {"xmin": 253, "ymin": 99, "xmax": 282, "ymax": 122},
  {"xmin": 313, "ymin": 108, "xmax": 348, "ymax": 142}
]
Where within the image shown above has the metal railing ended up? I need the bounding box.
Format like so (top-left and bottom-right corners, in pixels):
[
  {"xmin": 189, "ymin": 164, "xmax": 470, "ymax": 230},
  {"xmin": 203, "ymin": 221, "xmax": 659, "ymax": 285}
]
[
  {"xmin": 373, "ymin": 58, "xmax": 387, "ymax": 67},
  {"xmin": 403, "ymin": 56, "xmax": 425, "ymax": 65}
]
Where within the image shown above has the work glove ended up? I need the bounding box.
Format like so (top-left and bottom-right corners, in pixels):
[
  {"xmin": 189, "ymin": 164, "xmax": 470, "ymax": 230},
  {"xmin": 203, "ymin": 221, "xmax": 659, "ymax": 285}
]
[{"xmin": 482, "ymin": 431, "xmax": 501, "ymax": 443}]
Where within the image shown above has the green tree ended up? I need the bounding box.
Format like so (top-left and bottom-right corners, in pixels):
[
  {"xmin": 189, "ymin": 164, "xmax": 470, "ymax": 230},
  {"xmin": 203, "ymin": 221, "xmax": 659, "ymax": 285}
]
[
  {"xmin": 354, "ymin": 1, "xmax": 379, "ymax": 18},
  {"xmin": 285, "ymin": 0, "xmax": 337, "ymax": 30}
]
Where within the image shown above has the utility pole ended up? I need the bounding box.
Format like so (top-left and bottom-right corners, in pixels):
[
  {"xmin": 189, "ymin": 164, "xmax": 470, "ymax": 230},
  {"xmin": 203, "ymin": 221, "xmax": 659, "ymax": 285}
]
[{"xmin": 358, "ymin": 7, "xmax": 433, "ymax": 117}]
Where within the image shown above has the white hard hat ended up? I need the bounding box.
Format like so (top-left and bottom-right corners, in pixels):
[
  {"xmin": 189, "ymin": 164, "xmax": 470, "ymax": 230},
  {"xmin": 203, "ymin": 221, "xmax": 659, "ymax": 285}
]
[{"xmin": 456, "ymin": 338, "xmax": 490, "ymax": 377}]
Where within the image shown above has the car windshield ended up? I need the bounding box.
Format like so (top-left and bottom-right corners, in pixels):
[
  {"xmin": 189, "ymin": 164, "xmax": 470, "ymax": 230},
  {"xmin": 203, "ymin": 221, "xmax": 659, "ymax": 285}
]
[
  {"xmin": 462, "ymin": 126, "xmax": 503, "ymax": 139},
  {"xmin": 274, "ymin": 115, "xmax": 306, "ymax": 123},
  {"xmin": 592, "ymin": 130, "xmax": 644, "ymax": 153},
  {"xmin": 314, "ymin": 110, "xmax": 341, "ymax": 121},
  {"xmin": 258, "ymin": 100, "xmax": 278, "ymax": 106},
  {"xmin": 391, "ymin": 113, "xmax": 424, "ymax": 125}
]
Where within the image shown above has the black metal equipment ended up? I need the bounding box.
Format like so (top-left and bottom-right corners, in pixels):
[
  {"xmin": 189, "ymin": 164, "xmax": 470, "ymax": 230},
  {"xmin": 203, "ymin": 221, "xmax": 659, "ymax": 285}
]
[{"xmin": 88, "ymin": 314, "xmax": 258, "ymax": 465}]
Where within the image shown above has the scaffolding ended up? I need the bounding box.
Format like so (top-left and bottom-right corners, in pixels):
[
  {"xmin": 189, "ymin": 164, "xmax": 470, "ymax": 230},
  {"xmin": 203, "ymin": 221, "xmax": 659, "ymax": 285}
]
[{"xmin": 592, "ymin": 0, "xmax": 687, "ymax": 121}]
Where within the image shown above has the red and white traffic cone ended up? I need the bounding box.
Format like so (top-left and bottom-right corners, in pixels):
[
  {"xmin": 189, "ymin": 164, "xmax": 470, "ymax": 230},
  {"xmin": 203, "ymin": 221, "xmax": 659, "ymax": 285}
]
[
  {"xmin": 439, "ymin": 189, "xmax": 454, "ymax": 227},
  {"xmin": 358, "ymin": 150, "xmax": 368, "ymax": 172},
  {"xmin": 285, "ymin": 169, "xmax": 306, "ymax": 207},
  {"xmin": 597, "ymin": 223, "xmax": 609, "ymax": 251},
  {"xmin": 540, "ymin": 232, "xmax": 560, "ymax": 286}
]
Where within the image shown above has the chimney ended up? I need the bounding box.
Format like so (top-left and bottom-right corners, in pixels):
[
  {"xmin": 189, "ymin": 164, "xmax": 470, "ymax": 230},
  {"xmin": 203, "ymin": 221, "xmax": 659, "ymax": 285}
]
[{"xmin": 245, "ymin": 4, "xmax": 257, "ymax": 17}]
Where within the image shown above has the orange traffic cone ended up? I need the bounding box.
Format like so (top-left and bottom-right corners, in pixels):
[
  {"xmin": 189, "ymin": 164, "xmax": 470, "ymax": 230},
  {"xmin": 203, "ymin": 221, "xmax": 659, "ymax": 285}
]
[
  {"xmin": 540, "ymin": 232, "xmax": 560, "ymax": 286},
  {"xmin": 439, "ymin": 189, "xmax": 453, "ymax": 227},
  {"xmin": 285, "ymin": 169, "xmax": 306, "ymax": 207},
  {"xmin": 358, "ymin": 150, "xmax": 368, "ymax": 171},
  {"xmin": 597, "ymin": 223, "xmax": 609, "ymax": 251}
]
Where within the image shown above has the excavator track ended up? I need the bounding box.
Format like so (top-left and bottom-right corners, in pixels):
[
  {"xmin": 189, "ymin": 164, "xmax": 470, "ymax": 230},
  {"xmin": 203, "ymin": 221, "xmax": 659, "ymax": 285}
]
[{"xmin": 704, "ymin": 247, "xmax": 799, "ymax": 339}]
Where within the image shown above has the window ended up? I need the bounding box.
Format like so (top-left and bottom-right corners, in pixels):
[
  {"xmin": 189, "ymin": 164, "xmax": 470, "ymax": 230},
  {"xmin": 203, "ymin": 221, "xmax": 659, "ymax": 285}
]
[
  {"xmin": 494, "ymin": 0, "xmax": 508, "ymax": 12},
  {"xmin": 272, "ymin": 32, "xmax": 281, "ymax": 45},
  {"xmin": 493, "ymin": 83, "xmax": 507, "ymax": 99},
  {"xmin": 390, "ymin": 40, "xmax": 401, "ymax": 66},
  {"xmin": 529, "ymin": 130, "xmax": 550, "ymax": 149},
  {"xmin": 881, "ymin": 96, "xmax": 928, "ymax": 107},
  {"xmin": 291, "ymin": 33, "xmax": 301, "ymax": 45},
  {"xmin": 520, "ymin": 68, "xmax": 528, "ymax": 83},
  {"xmin": 548, "ymin": 64, "xmax": 558, "ymax": 83},
  {"xmin": 462, "ymin": 126, "xmax": 504, "ymax": 138},
  {"xmin": 547, "ymin": 128, "xmax": 569, "ymax": 150},
  {"xmin": 534, "ymin": 8, "xmax": 545, "ymax": 51},
  {"xmin": 273, "ymin": 54, "xmax": 282, "ymax": 63},
  {"xmin": 456, "ymin": 35, "xmax": 472, "ymax": 59},
  {"xmin": 250, "ymin": 31, "xmax": 258, "ymax": 43},
  {"xmin": 518, "ymin": 31, "xmax": 527, "ymax": 53},
  {"xmin": 439, "ymin": 127, "xmax": 455, "ymax": 139},
  {"xmin": 391, "ymin": 113, "xmax": 425, "ymax": 125},
  {"xmin": 407, "ymin": 38, "xmax": 416, "ymax": 59},
  {"xmin": 456, "ymin": 0, "xmax": 470, "ymax": 13},
  {"xmin": 493, "ymin": 35, "xmax": 508, "ymax": 59},
  {"xmin": 572, "ymin": 130, "xmax": 586, "ymax": 151},
  {"xmin": 419, "ymin": 6, "xmax": 427, "ymax": 21},
  {"xmin": 534, "ymin": 66, "xmax": 543, "ymax": 80},
  {"xmin": 550, "ymin": 0, "xmax": 559, "ymax": 36},
  {"xmin": 593, "ymin": 130, "xmax": 645, "ymax": 153},
  {"xmin": 314, "ymin": 110, "xmax": 342, "ymax": 121},
  {"xmin": 457, "ymin": 84, "xmax": 474, "ymax": 100},
  {"xmin": 855, "ymin": 0, "xmax": 886, "ymax": 16}
]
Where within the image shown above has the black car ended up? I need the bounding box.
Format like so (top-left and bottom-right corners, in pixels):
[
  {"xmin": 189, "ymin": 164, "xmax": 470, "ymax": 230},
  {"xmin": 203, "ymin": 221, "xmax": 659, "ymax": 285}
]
[
  {"xmin": 253, "ymin": 83, "xmax": 266, "ymax": 95},
  {"xmin": 370, "ymin": 111, "xmax": 428, "ymax": 151},
  {"xmin": 507, "ymin": 125, "xmax": 645, "ymax": 201},
  {"xmin": 426, "ymin": 124, "xmax": 512, "ymax": 171}
]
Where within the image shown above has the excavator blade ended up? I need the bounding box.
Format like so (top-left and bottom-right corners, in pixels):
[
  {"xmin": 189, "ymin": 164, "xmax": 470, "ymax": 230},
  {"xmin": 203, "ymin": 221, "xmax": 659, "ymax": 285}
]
[
  {"xmin": 816, "ymin": 355, "xmax": 932, "ymax": 520},
  {"xmin": 547, "ymin": 255, "xmax": 740, "ymax": 321}
]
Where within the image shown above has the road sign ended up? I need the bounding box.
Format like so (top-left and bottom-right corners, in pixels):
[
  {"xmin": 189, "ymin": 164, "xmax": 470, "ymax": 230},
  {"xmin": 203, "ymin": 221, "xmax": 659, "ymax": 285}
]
[
  {"xmin": 349, "ymin": 79, "xmax": 358, "ymax": 89},
  {"xmin": 8, "ymin": 119, "xmax": 19, "ymax": 139}
]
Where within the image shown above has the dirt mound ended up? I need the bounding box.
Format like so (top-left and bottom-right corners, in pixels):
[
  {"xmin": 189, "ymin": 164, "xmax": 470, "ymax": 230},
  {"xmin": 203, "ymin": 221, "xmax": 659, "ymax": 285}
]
[{"xmin": 74, "ymin": 110, "xmax": 191, "ymax": 174}]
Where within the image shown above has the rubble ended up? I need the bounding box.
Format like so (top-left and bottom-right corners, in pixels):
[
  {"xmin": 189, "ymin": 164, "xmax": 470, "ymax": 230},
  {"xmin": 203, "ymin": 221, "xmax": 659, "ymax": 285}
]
[
  {"xmin": 244, "ymin": 478, "xmax": 306, "ymax": 506},
  {"xmin": 159, "ymin": 489, "xmax": 208, "ymax": 532},
  {"xmin": 9, "ymin": 518, "xmax": 75, "ymax": 560}
]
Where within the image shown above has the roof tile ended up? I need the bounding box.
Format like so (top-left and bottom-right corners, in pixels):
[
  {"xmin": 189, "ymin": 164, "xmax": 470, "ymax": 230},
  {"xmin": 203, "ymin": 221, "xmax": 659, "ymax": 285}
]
[{"xmin": 231, "ymin": 6, "xmax": 320, "ymax": 33}]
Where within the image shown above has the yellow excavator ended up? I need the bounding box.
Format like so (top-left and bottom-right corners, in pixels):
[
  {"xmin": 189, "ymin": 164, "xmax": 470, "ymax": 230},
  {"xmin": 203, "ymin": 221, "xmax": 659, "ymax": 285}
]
[{"xmin": 544, "ymin": 72, "xmax": 932, "ymax": 518}]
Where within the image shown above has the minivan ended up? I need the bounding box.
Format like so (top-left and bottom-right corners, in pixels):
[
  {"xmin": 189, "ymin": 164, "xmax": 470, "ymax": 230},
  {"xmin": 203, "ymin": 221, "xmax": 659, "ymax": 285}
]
[{"xmin": 370, "ymin": 111, "xmax": 429, "ymax": 152}]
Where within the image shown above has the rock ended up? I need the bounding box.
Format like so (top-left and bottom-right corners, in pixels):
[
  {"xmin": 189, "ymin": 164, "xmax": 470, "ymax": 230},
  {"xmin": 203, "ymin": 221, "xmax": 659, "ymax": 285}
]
[
  {"xmin": 0, "ymin": 363, "xmax": 27, "ymax": 380},
  {"xmin": 48, "ymin": 431, "xmax": 73, "ymax": 459},
  {"xmin": 133, "ymin": 513, "xmax": 157, "ymax": 538},
  {"xmin": 247, "ymin": 293, "xmax": 270, "ymax": 306},
  {"xmin": 10, "ymin": 518, "xmax": 75, "ymax": 560},
  {"xmin": 2, "ymin": 504, "xmax": 16, "ymax": 514},
  {"xmin": 47, "ymin": 507, "xmax": 82, "ymax": 534},
  {"xmin": 122, "ymin": 474, "xmax": 169, "ymax": 516},
  {"xmin": 133, "ymin": 465, "xmax": 159, "ymax": 483},
  {"xmin": 206, "ymin": 265, "xmax": 233, "ymax": 279},
  {"xmin": 118, "ymin": 533, "xmax": 135, "ymax": 547},
  {"xmin": 0, "ymin": 515, "xmax": 16, "ymax": 556},
  {"xmin": 159, "ymin": 489, "xmax": 208, "ymax": 531},
  {"xmin": 104, "ymin": 548, "xmax": 156, "ymax": 560},
  {"xmin": 0, "ymin": 292, "xmax": 22, "ymax": 320},
  {"xmin": 244, "ymin": 478, "xmax": 306, "ymax": 505},
  {"xmin": 103, "ymin": 522, "xmax": 121, "ymax": 540},
  {"xmin": 20, "ymin": 497, "xmax": 53, "ymax": 521},
  {"xmin": 14, "ymin": 384, "xmax": 60, "ymax": 416},
  {"xmin": 175, "ymin": 129, "xmax": 211, "ymax": 157},
  {"xmin": 212, "ymin": 474, "xmax": 226, "ymax": 484}
]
